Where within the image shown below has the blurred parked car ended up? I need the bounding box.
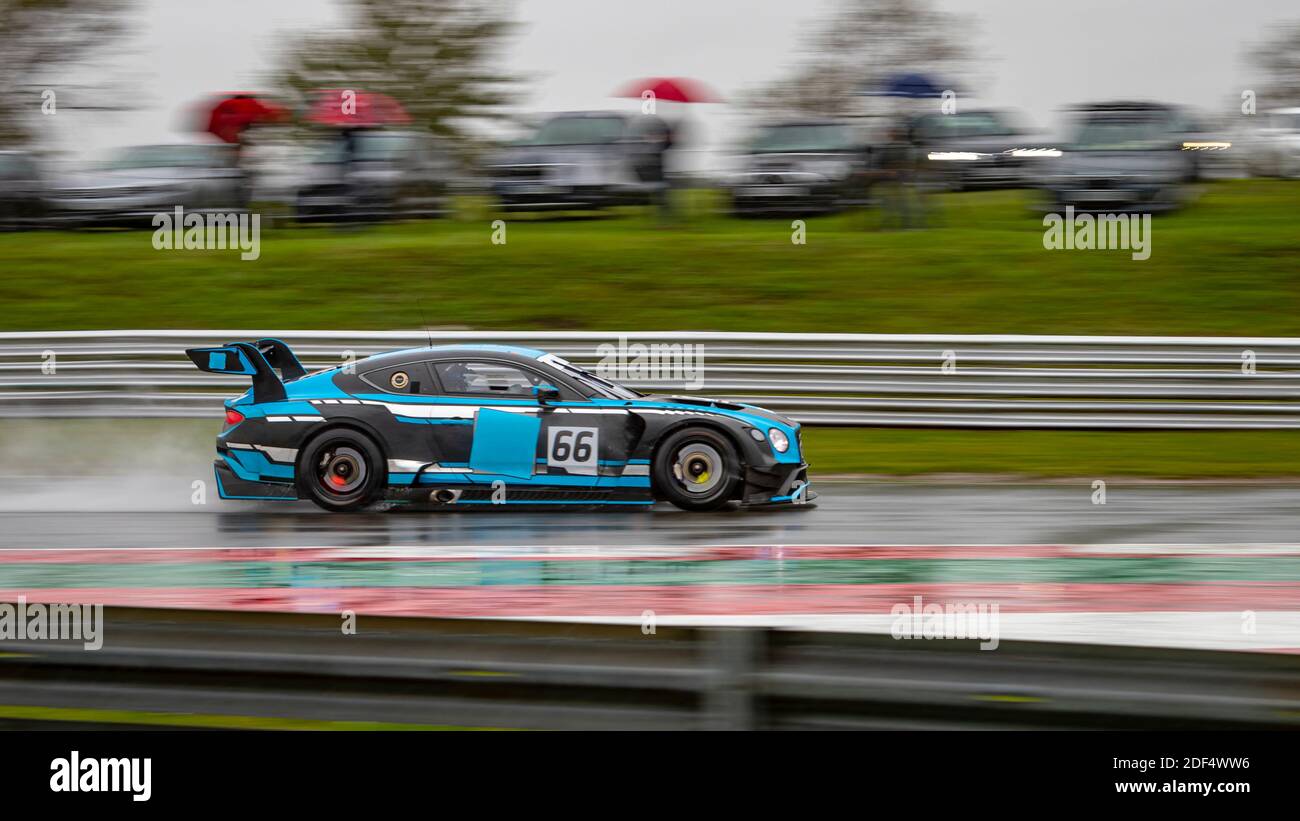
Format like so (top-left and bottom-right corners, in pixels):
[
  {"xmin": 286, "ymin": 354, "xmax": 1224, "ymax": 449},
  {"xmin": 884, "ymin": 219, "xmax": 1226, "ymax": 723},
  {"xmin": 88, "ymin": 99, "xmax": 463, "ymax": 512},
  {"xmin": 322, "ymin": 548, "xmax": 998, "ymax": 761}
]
[
  {"xmin": 487, "ymin": 112, "xmax": 661, "ymax": 212},
  {"xmin": 912, "ymin": 109, "xmax": 1044, "ymax": 190},
  {"xmin": 1244, "ymin": 108, "xmax": 1300, "ymax": 179},
  {"xmin": 0, "ymin": 151, "xmax": 47, "ymax": 230},
  {"xmin": 295, "ymin": 129, "xmax": 451, "ymax": 223},
  {"xmin": 46, "ymin": 143, "xmax": 245, "ymax": 226},
  {"xmin": 727, "ymin": 120, "xmax": 871, "ymax": 216},
  {"xmin": 1040, "ymin": 102, "xmax": 1198, "ymax": 213}
]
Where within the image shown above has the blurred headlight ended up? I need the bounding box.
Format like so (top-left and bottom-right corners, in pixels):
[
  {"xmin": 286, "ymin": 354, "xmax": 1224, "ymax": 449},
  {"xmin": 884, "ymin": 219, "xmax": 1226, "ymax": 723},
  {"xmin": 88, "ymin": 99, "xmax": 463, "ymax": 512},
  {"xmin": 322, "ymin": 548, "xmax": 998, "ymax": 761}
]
[
  {"xmin": 928, "ymin": 152, "xmax": 983, "ymax": 162},
  {"xmin": 769, "ymin": 428, "xmax": 789, "ymax": 453}
]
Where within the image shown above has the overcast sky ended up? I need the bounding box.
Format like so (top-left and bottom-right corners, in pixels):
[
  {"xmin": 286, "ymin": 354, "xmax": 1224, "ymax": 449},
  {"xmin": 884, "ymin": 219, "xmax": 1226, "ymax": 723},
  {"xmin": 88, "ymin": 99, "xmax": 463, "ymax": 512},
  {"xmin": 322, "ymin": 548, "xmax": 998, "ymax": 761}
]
[{"xmin": 45, "ymin": 0, "xmax": 1295, "ymax": 158}]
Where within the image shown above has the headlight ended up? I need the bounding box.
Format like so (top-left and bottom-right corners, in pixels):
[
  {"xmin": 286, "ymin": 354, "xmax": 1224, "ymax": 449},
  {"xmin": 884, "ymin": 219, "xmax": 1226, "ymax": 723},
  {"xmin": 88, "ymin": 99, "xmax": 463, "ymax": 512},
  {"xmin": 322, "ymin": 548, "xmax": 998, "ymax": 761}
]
[
  {"xmin": 768, "ymin": 428, "xmax": 789, "ymax": 453},
  {"xmin": 1010, "ymin": 148, "xmax": 1063, "ymax": 158}
]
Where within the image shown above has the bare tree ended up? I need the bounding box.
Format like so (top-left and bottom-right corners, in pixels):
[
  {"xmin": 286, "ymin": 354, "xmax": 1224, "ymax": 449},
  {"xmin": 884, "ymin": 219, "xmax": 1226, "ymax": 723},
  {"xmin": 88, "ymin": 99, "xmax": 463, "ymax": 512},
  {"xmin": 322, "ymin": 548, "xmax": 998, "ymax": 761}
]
[
  {"xmin": 743, "ymin": 0, "xmax": 978, "ymax": 119},
  {"xmin": 1247, "ymin": 20, "xmax": 1300, "ymax": 107},
  {"xmin": 273, "ymin": 0, "xmax": 520, "ymax": 155},
  {"xmin": 0, "ymin": 0, "xmax": 134, "ymax": 147}
]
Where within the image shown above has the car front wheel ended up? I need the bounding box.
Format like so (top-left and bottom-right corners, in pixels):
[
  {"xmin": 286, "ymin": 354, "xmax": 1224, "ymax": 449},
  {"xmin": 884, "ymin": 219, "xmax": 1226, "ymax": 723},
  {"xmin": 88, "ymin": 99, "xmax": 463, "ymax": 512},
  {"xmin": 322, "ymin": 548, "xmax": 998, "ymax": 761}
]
[{"xmin": 653, "ymin": 427, "xmax": 743, "ymax": 512}]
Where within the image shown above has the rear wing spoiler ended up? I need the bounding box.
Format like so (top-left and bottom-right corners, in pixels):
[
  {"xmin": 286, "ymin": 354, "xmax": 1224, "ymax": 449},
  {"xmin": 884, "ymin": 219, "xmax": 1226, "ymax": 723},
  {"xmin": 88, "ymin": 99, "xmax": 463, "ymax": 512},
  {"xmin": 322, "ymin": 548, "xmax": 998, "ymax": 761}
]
[{"xmin": 184, "ymin": 338, "xmax": 307, "ymax": 404}]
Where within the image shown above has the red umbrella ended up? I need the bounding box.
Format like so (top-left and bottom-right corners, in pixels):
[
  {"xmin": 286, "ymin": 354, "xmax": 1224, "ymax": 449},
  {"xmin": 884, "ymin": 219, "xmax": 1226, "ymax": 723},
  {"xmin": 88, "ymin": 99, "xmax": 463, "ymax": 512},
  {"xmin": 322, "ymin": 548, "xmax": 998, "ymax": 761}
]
[
  {"xmin": 304, "ymin": 89, "xmax": 411, "ymax": 127},
  {"xmin": 612, "ymin": 77, "xmax": 722, "ymax": 104},
  {"xmin": 198, "ymin": 93, "xmax": 289, "ymax": 144}
]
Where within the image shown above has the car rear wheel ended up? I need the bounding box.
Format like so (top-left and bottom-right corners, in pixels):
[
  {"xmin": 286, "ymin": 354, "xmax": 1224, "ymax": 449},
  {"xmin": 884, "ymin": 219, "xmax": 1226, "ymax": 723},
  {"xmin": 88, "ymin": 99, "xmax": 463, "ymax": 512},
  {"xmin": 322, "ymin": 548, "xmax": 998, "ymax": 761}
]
[
  {"xmin": 653, "ymin": 427, "xmax": 742, "ymax": 512},
  {"xmin": 297, "ymin": 429, "xmax": 385, "ymax": 512}
]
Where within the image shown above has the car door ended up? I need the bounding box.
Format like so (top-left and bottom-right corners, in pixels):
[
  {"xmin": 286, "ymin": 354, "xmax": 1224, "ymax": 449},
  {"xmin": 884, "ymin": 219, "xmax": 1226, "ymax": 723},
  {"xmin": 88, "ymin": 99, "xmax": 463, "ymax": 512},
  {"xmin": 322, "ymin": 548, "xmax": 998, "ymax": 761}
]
[
  {"xmin": 427, "ymin": 359, "xmax": 550, "ymax": 482},
  {"xmin": 427, "ymin": 358, "xmax": 632, "ymax": 491}
]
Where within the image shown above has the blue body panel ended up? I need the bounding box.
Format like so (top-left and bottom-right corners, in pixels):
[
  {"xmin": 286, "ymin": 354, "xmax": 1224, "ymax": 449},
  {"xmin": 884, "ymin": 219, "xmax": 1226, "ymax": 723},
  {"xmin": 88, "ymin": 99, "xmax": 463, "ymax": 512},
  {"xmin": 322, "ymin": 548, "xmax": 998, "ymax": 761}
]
[{"xmin": 468, "ymin": 408, "xmax": 541, "ymax": 479}]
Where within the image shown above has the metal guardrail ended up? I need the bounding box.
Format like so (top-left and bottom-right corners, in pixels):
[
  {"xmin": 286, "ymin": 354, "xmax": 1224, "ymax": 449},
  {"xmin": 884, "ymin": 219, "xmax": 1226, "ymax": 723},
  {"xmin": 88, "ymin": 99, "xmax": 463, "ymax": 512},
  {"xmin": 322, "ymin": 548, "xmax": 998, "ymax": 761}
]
[
  {"xmin": 1, "ymin": 607, "xmax": 1297, "ymax": 730},
  {"xmin": 2, "ymin": 330, "xmax": 1300, "ymax": 428}
]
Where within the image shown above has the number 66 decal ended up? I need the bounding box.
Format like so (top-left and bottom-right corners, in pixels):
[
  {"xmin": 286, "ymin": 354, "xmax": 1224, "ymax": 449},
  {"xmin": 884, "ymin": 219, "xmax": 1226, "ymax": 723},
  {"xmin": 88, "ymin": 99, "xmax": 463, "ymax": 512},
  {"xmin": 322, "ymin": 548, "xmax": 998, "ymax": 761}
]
[{"xmin": 548, "ymin": 426, "xmax": 598, "ymax": 475}]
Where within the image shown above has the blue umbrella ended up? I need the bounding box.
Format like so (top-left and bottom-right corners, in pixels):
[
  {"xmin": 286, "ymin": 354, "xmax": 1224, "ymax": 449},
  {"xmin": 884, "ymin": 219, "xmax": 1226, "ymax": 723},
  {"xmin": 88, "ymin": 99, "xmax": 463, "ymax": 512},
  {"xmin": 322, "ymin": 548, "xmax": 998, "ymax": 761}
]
[{"xmin": 860, "ymin": 72, "xmax": 946, "ymax": 99}]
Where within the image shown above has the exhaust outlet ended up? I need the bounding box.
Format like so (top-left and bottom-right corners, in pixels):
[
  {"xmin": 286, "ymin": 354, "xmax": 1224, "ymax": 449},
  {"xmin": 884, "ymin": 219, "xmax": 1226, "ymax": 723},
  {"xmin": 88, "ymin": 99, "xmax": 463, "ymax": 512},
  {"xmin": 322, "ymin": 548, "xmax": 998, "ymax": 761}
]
[{"xmin": 429, "ymin": 488, "xmax": 460, "ymax": 504}]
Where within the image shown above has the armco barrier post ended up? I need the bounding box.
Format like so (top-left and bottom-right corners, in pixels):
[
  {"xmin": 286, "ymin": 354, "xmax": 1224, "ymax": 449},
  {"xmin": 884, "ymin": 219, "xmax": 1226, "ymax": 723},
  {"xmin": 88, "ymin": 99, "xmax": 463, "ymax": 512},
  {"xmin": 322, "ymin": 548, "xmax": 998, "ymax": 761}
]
[{"xmin": 703, "ymin": 628, "xmax": 759, "ymax": 730}]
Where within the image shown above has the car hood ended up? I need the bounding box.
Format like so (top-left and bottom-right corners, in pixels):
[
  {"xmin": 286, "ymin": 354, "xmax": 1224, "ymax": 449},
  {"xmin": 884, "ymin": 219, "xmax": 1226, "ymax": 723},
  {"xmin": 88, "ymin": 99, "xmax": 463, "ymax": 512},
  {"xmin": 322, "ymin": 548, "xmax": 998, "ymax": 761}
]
[
  {"xmin": 1056, "ymin": 151, "xmax": 1184, "ymax": 176},
  {"xmin": 923, "ymin": 135, "xmax": 1027, "ymax": 154},
  {"xmin": 739, "ymin": 151, "xmax": 853, "ymax": 175},
  {"xmin": 634, "ymin": 394, "xmax": 797, "ymax": 429},
  {"xmin": 492, "ymin": 144, "xmax": 616, "ymax": 167},
  {"xmin": 50, "ymin": 168, "xmax": 198, "ymax": 191}
]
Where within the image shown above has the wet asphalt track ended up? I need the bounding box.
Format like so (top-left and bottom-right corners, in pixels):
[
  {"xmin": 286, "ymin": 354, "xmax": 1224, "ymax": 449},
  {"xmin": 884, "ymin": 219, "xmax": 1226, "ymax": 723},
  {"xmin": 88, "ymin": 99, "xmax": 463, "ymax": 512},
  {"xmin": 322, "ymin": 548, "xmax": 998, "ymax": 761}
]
[
  {"xmin": 4, "ymin": 477, "xmax": 1300, "ymax": 651},
  {"xmin": 0, "ymin": 478, "xmax": 1297, "ymax": 550}
]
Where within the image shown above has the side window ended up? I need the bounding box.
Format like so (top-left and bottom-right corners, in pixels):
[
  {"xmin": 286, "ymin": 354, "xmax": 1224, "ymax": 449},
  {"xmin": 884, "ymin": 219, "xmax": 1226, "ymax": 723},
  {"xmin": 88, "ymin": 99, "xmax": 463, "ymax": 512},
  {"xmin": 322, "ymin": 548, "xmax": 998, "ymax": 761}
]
[
  {"xmin": 361, "ymin": 363, "xmax": 436, "ymax": 395},
  {"xmin": 434, "ymin": 361, "xmax": 544, "ymax": 397}
]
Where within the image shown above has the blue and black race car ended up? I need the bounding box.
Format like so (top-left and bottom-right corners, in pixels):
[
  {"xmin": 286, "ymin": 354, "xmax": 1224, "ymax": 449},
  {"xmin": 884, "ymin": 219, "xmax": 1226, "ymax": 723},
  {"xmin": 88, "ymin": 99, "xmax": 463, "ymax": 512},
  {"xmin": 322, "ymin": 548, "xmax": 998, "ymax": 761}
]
[{"xmin": 186, "ymin": 339, "xmax": 813, "ymax": 512}]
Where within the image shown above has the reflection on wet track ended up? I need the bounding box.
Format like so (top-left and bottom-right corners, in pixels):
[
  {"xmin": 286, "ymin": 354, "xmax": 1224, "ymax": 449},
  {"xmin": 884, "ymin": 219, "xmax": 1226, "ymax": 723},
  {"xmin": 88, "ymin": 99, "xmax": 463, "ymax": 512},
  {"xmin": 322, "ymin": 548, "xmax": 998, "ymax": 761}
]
[
  {"xmin": 1, "ymin": 480, "xmax": 1298, "ymax": 550},
  {"xmin": 2, "ymin": 479, "xmax": 1299, "ymax": 650}
]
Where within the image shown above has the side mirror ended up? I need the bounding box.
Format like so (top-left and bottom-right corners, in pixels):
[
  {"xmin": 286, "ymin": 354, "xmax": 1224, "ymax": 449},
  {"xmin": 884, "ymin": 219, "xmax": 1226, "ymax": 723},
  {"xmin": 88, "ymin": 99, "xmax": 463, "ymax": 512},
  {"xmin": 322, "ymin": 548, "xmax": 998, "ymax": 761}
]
[{"xmin": 532, "ymin": 384, "xmax": 561, "ymax": 405}]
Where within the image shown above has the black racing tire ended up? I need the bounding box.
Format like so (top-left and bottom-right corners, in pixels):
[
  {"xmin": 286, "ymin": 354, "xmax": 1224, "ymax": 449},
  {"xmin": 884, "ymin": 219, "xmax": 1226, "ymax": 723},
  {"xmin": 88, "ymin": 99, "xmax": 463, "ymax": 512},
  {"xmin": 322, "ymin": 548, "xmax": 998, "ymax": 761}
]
[
  {"xmin": 297, "ymin": 428, "xmax": 385, "ymax": 512},
  {"xmin": 652, "ymin": 427, "xmax": 743, "ymax": 512}
]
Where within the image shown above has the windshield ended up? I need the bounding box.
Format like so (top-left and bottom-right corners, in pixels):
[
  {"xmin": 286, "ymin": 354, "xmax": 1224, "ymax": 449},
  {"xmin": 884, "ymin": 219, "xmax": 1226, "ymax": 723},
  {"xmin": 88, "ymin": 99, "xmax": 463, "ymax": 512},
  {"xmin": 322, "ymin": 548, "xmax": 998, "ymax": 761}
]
[
  {"xmin": 538, "ymin": 354, "xmax": 642, "ymax": 400},
  {"xmin": 525, "ymin": 117, "xmax": 625, "ymax": 146},
  {"xmin": 100, "ymin": 145, "xmax": 226, "ymax": 170},
  {"xmin": 1072, "ymin": 117, "xmax": 1171, "ymax": 150},
  {"xmin": 751, "ymin": 124, "xmax": 855, "ymax": 152},
  {"xmin": 311, "ymin": 133, "xmax": 413, "ymax": 164}
]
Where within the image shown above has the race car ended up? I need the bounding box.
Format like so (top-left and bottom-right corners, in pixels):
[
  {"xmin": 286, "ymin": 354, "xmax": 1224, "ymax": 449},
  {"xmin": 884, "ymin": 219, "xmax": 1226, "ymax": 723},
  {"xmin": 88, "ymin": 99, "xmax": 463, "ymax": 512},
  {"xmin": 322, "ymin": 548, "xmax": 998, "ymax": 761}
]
[{"xmin": 186, "ymin": 339, "xmax": 814, "ymax": 512}]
